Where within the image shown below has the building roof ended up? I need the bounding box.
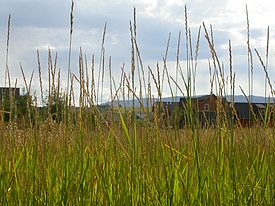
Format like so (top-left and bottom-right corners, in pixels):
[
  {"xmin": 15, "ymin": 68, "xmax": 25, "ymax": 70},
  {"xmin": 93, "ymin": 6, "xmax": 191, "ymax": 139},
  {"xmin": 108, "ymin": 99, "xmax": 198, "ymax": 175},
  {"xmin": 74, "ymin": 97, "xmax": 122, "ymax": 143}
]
[
  {"xmin": 180, "ymin": 94, "xmax": 219, "ymax": 102},
  {"xmin": 255, "ymin": 104, "xmax": 265, "ymax": 109}
]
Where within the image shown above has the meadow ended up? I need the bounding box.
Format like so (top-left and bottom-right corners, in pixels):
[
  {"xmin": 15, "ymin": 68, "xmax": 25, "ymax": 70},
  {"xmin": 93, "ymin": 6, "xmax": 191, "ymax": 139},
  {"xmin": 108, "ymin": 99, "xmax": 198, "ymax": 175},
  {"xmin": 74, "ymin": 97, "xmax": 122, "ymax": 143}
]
[{"xmin": 0, "ymin": 3, "xmax": 274, "ymax": 205}]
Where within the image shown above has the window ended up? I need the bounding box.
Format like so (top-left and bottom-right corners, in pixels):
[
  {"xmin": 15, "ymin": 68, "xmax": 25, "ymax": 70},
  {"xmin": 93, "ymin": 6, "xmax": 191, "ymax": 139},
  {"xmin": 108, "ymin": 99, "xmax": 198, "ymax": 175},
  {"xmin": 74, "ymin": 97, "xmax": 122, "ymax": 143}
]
[{"xmin": 204, "ymin": 104, "xmax": 209, "ymax": 111}]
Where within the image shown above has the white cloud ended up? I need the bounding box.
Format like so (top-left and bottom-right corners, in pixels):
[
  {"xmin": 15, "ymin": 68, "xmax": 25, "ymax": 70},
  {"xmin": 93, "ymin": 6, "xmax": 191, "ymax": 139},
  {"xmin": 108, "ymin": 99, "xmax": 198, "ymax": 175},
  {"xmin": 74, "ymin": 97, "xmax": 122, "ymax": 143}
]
[{"xmin": 0, "ymin": 0, "xmax": 275, "ymax": 103}]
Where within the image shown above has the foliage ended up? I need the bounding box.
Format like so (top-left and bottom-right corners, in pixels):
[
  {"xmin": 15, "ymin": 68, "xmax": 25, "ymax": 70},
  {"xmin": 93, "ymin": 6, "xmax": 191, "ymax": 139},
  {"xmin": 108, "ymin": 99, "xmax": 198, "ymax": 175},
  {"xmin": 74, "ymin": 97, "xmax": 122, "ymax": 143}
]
[
  {"xmin": 44, "ymin": 89, "xmax": 66, "ymax": 122},
  {"xmin": 0, "ymin": 93, "xmax": 33, "ymax": 122}
]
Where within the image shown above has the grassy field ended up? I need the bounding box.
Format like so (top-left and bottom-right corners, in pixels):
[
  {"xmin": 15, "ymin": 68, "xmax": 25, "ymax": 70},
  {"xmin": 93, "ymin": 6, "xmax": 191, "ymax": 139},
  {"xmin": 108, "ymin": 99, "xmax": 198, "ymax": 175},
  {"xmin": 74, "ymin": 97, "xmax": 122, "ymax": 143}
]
[
  {"xmin": 0, "ymin": 3, "xmax": 275, "ymax": 205},
  {"xmin": 0, "ymin": 117, "xmax": 274, "ymax": 205}
]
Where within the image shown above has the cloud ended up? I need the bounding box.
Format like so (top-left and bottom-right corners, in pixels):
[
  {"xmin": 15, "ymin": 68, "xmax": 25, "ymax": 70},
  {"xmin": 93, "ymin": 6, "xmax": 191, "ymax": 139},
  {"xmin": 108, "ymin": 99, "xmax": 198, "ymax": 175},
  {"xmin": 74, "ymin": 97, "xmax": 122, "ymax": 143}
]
[
  {"xmin": 0, "ymin": 0, "xmax": 71, "ymax": 28},
  {"xmin": 0, "ymin": 0, "xmax": 275, "ymax": 103}
]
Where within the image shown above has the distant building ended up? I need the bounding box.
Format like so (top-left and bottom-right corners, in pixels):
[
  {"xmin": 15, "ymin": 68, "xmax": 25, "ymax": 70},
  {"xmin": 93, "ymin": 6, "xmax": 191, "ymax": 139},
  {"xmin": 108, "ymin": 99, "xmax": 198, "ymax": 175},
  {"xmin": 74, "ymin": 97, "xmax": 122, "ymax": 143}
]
[
  {"xmin": 178, "ymin": 93, "xmax": 273, "ymax": 127},
  {"xmin": 0, "ymin": 87, "xmax": 20, "ymax": 101},
  {"xmin": 152, "ymin": 100, "xmax": 181, "ymax": 128},
  {"xmin": 233, "ymin": 102, "xmax": 272, "ymax": 126},
  {"xmin": 152, "ymin": 101, "xmax": 179, "ymax": 116},
  {"xmin": 179, "ymin": 94, "xmax": 229, "ymax": 127}
]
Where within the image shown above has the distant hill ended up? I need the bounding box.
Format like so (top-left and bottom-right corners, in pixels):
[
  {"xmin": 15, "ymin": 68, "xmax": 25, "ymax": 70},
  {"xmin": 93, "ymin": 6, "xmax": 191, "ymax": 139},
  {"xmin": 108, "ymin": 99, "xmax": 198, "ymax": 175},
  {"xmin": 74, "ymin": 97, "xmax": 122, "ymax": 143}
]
[
  {"xmin": 227, "ymin": 95, "xmax": 274, "ymax": 103},
  {"xmin": 101, "ymin": 96, "xmax": 182, "ymax": 108},
  {"xmin": 101, "ymin": 95, "xmax": 274, "ymax": 108}
]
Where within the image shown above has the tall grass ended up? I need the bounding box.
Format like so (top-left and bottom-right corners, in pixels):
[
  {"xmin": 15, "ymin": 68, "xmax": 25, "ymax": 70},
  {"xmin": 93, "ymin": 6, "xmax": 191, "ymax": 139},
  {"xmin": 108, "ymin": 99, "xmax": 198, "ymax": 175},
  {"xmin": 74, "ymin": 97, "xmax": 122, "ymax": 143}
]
[{"xmin": 0, "ymin": 3, "xmax": 274, "ymax": 205}]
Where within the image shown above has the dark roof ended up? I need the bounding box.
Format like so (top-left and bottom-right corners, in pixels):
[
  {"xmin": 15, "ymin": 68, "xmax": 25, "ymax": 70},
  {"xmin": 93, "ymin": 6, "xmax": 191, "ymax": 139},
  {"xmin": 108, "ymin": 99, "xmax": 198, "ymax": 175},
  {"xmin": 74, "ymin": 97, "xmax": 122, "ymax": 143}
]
[
  {"xmin": 255, "ymin": 104, "xmax": 265, "ymax": 109},
  {"xmin": 180, "ymin": 94, "xmax": 218, "ymax": 102}
]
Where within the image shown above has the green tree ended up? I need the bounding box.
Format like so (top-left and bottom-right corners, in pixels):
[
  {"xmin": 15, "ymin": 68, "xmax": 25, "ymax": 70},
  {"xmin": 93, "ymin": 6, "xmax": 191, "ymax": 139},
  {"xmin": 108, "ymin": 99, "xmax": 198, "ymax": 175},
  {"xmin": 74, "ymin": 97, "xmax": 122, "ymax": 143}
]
[
  {"xmin": 15, "ymin": 93, "xmax": 33, "ymax": 121},
  {"xmin": 0, "ymin": 92, "xmax": 33, "ymax": 122},
  {"xmin": 45, "ymin": 89, "xmax": 65, "ymax": 122}
]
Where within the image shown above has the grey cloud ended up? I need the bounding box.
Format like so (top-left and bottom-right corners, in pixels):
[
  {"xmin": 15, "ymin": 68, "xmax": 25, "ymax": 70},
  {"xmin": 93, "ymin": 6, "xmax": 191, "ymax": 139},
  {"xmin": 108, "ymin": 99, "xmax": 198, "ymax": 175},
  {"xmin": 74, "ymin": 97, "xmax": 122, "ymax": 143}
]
[
  {"xmin": 0, "ymin": 0, "xmax": 274, "ymax": 99},
  {"xmin": 0, "ymin": 0, "xmax": 70, "ymax": 28}
]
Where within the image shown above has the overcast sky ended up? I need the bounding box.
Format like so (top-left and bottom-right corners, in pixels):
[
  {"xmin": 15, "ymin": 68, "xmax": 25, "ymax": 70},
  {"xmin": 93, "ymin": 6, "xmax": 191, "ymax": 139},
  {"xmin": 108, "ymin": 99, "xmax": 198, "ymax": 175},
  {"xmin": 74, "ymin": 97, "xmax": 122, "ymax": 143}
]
[{"xmin": 1, "ymin": 0, "xmax": 275, "ymax": 104}]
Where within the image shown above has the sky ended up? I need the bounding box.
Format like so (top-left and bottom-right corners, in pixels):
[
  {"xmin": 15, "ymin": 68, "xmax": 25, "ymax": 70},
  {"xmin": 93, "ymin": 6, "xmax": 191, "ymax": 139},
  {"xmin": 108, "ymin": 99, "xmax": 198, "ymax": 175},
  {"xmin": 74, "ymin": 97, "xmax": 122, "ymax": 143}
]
[{"xmin": 1, "ymin": 0, "xmax": 275, "ymax": 104}]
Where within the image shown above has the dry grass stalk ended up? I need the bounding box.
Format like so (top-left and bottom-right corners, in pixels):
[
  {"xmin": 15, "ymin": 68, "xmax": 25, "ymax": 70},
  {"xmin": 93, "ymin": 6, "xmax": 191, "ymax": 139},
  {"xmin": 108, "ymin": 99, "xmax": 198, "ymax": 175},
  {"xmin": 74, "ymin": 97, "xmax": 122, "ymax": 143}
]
[
  {"xmin": 163, "ymin": 33, "xmax": 175, "ymax": 101},
  {"xmin": 175, "ymin": 31, "xmax": 181, "ymax": 97},
  {"xmin": 229, "ymin": 40, "xmax": 234, "ymax": 104},
  {"xmin": 148, "ymin": 65, "xmax": 161, "ymax": 101},
  {"xmin": 20, "ymin": 64, "xmax": 30, "ymax": 94},
  {"xmin": 121, "ymin": 65, "xmax": 126, "ymax": 108},
  {"xmin": 28, "ymin": 71, "xmax": 34, "ymax": 97},
  {"xmin": 47, "ymin": 48, "xmax": 52, "ymax": 111},
  {"xmin": 203, "ymin": 23, "xmax": 225, "ymax": 96},
  {"xmin": 97, "ymin": 22, "xmax": 107, "ymax": 105},
  {"xmin": 84, "ymin": 54, "xmax": 90, "ymax": 103},
  {"xmin": 101, "ymin": 48, "xmax": 105, "ymax": 105},
  {"xmin": 67, "ymin": 0, "xmax": 74, "ymax": 94},
  {"xmin": 5, "ymin": 14, "xmax": 11, "ymax": 89},
  {"xmin": 69, "ymin": 73, "xmax": 75, "ymax": 107},
  {"xmin": 246, "ymin": 4, "xmax": 254, "ymax": 103},
  {"xmin": 254, "ymin": 49, "xmax": 274, "ymax": 96},
  {"xmin": 131, "ymin": 7, "xmax": 146, "ymax": 106},
  {"xmin": 161, "ymin": 32, "xmax": 170, "ymax": 92},
  {"xmin": 108, "ymin": 56, "xmax": 114, "ymax": 125},
  {"xmin": 208, "ymin": 59, "xmax": 214, "ymax": 94},
  {"xmin": 194, "ymin": 26, "xmax": 201, "ymax": 95},
  {"xmin": 264, "ymin": 26, "xmax": 270, "ymax": 103},
  {"xmin": 188, "ymin": 28, "xmax": 196, "ymax": 95},
  {"xmin": 134, "ymin": 35, "xmax": 146, "ymax": 101},
  {"xmin": 114, "ymin": 64, "xmax": 125, "ymax": 104},
  {"xmin": 254, "ymin": 48, "xmax": 274, "ymax": 125},
  {"xmin": 239, "ymin": 86, "xmax": 257, "ymax": 122},
  {"xmin": 53, "ymin": 51, "xmax": 58, "ymax": 93},
  {"xmin": 54, "ymin": 67, "xmax": 61, "ymax": 121},
  {"xmin": 184, "ymin": 5, "xmax": 190, "ymax": 90},
  {"xmin": 37, "ymin": 50, "xmax": 44, "ymax": 103},
  {"xmin": 91, "ymin": 54, "xmax": 96, "ymax": 104},
  {"xmin": 147, "ymin": 70, "xmax": 152, "ymax": 107},
  {"xmin": 170, "ymin": 76, "xmax": 185, "ymax": 97},
  {"xmin": 130, "ymin": 20, "xmax": 136, "ymax": 108},
  {"xmin": 9, "ymin": 79, "xmax": 18, "ymax": 120},
  {"xmin": 78, "ymin": 47, "xmax": 84, "ymax": 109},
  {"xmin": 20, "ymin": 64, "xmax": 34, "ymax": 125}
]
